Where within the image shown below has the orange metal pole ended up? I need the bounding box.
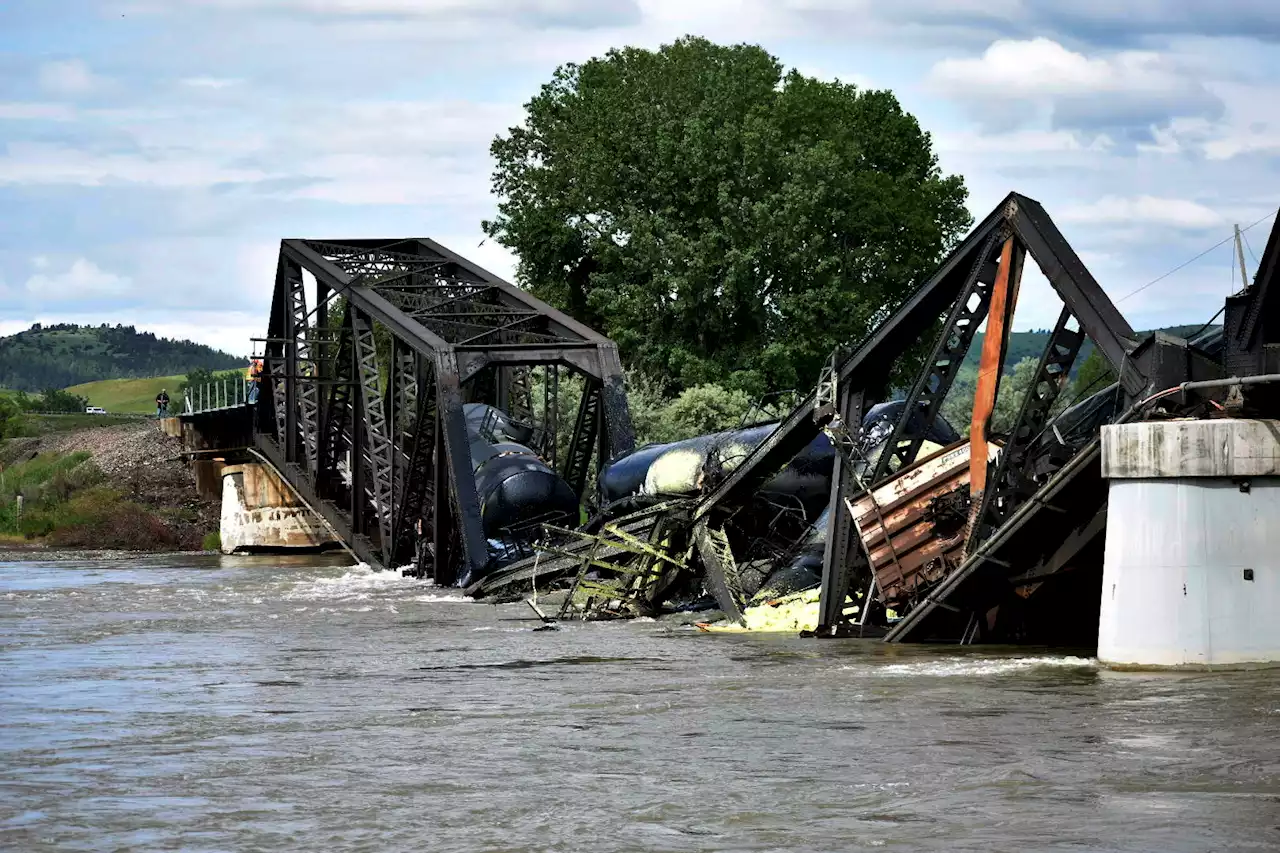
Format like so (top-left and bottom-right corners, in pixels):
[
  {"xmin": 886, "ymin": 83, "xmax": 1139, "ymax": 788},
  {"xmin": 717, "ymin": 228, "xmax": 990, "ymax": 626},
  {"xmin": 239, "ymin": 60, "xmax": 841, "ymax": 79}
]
[{"xmin": 969, "ymin": 236, "xmax": 1022, "ymax": 497}]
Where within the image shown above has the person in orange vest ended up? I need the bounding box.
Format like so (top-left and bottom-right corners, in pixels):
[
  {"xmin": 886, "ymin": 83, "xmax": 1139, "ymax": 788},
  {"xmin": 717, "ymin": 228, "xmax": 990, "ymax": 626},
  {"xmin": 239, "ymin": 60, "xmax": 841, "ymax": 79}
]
[{"xmin": 247, "ymin": 358, "xmax": 263, "ymax": 404}]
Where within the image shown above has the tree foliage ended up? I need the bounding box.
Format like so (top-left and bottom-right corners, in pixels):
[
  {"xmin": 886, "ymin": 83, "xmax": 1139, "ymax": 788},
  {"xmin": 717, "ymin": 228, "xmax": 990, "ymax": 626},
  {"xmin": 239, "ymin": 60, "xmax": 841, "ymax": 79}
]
[
  {"xmin": 626, "ymin": 376, "xmax": 754, "ymax": 445},
  {"xmin": 941, "ymin": 356, "xmax": 1074, "ymax": 439},
  {"xmin": 0, "ymin": 395, "xmax": 20, "ymax": 440},
  {"xmin": 485, "ymin": 36, "xmax": 971, "ymax": 397},
  {"xmin": 1068, "ymin": 348, "xmax": 1117, "ymax": 403},
  {"xmin": 12, "ymin": 388, "xmax": 89, "ymax": 413}
]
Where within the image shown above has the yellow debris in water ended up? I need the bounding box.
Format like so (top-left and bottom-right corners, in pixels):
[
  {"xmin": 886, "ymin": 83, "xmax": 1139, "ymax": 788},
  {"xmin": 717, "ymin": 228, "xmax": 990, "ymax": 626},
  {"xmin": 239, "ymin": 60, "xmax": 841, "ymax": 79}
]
[
  {"xmin": 697, "ymin": 588, "xmax": 828, "ymax": 633},
  {"xmin": 694, "ymin": 590, "xmax": 897, "ymax": 633}
]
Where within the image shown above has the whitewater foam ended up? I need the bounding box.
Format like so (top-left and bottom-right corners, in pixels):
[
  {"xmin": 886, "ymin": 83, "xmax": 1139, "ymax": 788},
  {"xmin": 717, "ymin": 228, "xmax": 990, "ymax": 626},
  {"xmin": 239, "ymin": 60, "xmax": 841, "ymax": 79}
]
[
  {"xmin": 859, "ymin": 656, "xmax": 1097, "ymax": 678},
  {"xmin": 282, "ymin": 564, "xmax": 425, "ymax": 603}
]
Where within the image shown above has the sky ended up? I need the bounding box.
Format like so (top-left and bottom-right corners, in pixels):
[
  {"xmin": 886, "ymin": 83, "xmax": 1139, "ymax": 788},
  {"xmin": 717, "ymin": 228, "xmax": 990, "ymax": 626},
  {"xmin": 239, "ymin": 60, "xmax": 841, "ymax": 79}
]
[{"xmin": 0, "ymin": 0, "xmax": 1278, "ymax": 358}]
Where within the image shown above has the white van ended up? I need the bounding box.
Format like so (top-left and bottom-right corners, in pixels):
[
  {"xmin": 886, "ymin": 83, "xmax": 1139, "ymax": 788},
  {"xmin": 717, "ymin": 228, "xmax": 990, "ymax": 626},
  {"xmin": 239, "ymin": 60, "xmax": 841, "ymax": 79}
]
[{"xmin": 85, "ymin": 406, "xmax": 107, "ymax": 415}]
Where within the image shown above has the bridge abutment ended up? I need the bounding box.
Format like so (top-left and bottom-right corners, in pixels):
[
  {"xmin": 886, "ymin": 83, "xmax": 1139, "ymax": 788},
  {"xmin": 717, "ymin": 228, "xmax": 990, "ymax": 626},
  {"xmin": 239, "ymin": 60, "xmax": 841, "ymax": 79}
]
[{"xmin": 220, "ymin": 462, "xmax": 338, "ymax": 555}]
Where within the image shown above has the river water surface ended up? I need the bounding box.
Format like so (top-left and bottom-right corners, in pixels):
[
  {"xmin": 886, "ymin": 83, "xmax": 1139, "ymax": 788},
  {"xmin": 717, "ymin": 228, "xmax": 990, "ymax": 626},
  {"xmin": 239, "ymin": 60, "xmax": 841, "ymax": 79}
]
[{"xmin": 2, "ymin": 555, "xmax": 1279, "ymax": 852}]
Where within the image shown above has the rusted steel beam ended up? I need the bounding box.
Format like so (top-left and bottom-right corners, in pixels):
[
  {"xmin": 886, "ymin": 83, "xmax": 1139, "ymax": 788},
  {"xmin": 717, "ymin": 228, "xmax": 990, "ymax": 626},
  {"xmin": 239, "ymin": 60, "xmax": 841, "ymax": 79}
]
[
  {"xmin": 968, "ymin": 305, "xmax": 1085, "ymax": 550},
  {"xmin": 968, "ymin": 235, "xmax": 1022, "ymax": 504}
]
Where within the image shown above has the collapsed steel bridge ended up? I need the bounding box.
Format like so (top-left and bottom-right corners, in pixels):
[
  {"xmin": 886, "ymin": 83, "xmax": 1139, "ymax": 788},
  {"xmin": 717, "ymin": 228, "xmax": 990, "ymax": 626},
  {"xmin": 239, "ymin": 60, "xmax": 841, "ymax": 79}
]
[
  {"xmin": 183, "ymin": 191, "xmax": 1276, "ymax": 647},
  {"xmin": 252, "ymin": 237, "xmax": 635, "ymax": 585},
  {"xmin": 470, "ymin": 191, "xmax": 1262, "ymax": 645}
]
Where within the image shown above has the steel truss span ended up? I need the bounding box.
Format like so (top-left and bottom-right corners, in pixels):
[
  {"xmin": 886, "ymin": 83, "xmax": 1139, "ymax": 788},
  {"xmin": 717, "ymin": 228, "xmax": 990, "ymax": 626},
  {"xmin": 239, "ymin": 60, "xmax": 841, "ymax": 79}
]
[{"xmin": 256, "ymin": 237, "xmax": 635, "ymax": 586}]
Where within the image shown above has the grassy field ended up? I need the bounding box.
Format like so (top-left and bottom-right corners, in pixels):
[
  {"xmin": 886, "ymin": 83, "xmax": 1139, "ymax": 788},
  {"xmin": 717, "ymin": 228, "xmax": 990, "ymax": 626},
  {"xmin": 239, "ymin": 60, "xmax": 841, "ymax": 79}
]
[{"xmin": 65, "ymin": 375, "xmax": 187, "ymax": 414}]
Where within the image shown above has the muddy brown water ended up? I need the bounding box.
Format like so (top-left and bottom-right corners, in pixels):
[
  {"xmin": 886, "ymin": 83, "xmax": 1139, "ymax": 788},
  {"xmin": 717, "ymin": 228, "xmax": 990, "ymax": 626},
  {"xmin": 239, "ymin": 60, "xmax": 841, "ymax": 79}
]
[{"xmin": 3, "ymin": 555, "xmax": 1279, "ymax": 852}]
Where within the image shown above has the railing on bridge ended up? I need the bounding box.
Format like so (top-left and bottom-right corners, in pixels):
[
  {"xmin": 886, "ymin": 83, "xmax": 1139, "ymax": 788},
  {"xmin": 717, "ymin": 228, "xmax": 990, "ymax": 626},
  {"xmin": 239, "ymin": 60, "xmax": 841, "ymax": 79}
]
[{"xmin": 185, "ymin": 377, "xmax": 254, "ymax": 415}]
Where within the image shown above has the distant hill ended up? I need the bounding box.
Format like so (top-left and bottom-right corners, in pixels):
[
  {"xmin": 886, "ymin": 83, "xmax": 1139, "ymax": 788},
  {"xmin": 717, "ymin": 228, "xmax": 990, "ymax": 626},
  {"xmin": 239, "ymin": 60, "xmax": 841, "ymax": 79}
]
[
  {"xmin": 0, "ymin": 324, "xmax": 244, "ymax": 392},
  {"xmin": 958, "ymin": 324, "xmax": 1212, "ymax": 382}
]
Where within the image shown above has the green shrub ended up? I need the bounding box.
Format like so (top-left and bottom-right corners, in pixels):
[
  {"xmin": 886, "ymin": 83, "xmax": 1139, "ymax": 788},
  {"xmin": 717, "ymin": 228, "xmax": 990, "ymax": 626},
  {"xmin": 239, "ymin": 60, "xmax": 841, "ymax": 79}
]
[
  {"xmin": 0, "ymin": 453, "xmax": 176, "ymax": 549},
  {"xmin": 201, "ymin": 530, "xmax": 221, "ymax": 551},
  {"xmin": 657, "ymin": 384, "xmax": 754, "ymax": 443},
  {"xmin": 0, "ymin": 452, "xmax": 95, "ymax": 533},
  {"xmin": 32, "ymin": 486, "xmax": 180, "ymax": 550}
]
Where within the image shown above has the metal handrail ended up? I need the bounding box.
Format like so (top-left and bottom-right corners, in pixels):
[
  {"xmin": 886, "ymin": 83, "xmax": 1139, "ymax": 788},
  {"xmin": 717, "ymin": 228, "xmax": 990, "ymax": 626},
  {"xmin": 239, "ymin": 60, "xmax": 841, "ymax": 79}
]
[{"xmin": 183, "ymin": 377, "xmax": 255, "ymax": 415}]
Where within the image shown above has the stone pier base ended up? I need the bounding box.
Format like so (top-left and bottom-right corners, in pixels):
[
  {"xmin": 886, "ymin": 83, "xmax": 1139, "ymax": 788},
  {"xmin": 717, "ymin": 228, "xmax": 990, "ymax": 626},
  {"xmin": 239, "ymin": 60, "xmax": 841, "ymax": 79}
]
[{"xmin": 220, "ymin": 462, "xmax": 338, "ymax": 554}]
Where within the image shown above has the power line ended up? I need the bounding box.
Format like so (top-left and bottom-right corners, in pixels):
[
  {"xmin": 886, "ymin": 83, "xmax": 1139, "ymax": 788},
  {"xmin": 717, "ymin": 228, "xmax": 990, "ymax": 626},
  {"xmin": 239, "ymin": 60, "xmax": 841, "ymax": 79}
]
[
  {"xmin": 1115, "ymin": 210, "xmax": 1276, "ymax": 304},
  {"xmin": 1243, "ymin": 231, "xmax": 1260, "ymax": 264}
]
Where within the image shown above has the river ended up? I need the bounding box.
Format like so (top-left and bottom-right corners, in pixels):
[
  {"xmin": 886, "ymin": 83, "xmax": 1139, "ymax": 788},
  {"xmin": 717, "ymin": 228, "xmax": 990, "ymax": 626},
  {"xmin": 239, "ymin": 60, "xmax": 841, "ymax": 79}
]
[{"xmin": 2, "ymin": 555, "xmax": 1278, "ymax": 852}]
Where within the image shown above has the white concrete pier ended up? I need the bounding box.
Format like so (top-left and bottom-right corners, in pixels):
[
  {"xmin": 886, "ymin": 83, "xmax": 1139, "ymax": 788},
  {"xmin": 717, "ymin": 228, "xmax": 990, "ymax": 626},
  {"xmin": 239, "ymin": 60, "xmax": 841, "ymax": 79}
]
[
  {"xmin": 220, "ymin": 463, "xmax": 338, "ymax": 554},
  {"xmin": 1099, "ymin": 418, "xmax": 1280, "ymax": 669}
]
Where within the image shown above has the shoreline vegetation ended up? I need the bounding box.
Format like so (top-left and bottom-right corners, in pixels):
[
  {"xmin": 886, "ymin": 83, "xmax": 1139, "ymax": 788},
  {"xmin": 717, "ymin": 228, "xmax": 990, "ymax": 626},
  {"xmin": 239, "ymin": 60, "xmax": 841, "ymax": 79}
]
[
  {"xmin": 0, "ymin": 420, "xmax": 221, "ymax": 553},
  {"xmin": 0, "ymin": 451, "xmax": 192, "ymax": 551}
]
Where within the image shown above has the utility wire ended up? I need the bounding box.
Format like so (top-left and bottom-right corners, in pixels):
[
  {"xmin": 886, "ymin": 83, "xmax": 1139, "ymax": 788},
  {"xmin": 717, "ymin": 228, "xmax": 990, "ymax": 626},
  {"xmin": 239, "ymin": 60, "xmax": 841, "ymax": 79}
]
[
  {"xmin": 1243, "ymin": 231, "xmax": 1260, "ymax": 264},
  {"xmin": 1115, "ymin": 211, "xmax": 1276, "ymax": 304}
]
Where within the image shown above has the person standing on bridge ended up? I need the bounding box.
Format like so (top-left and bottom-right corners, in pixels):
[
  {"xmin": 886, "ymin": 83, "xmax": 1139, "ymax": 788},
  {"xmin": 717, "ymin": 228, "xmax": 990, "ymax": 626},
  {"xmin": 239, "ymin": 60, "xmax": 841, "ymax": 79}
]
[
  {"xmin": 155, "ymin": 389, "xmax": 170, "ymax": 418},
  {"xmin": 247, "ymin": 358, "xmax": 263, "ymax": 404}
]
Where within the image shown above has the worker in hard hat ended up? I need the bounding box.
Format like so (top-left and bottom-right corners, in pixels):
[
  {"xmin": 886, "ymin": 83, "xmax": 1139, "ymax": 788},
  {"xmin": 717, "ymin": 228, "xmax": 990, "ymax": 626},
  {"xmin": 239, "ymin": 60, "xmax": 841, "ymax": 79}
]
[{"xmin": 247, "ymin": 358, "xmax": 263, "ymax": 404}]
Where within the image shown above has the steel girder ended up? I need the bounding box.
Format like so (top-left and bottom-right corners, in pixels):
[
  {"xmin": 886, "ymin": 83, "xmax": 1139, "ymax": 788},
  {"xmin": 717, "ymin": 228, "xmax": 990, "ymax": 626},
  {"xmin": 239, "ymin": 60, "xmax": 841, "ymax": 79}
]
[
  {"xmin": 686, "ymin": 192, "xmax": 1201, "ymax": 637},
  {"xmin": 258, "ymin": 237, "xmax": 636, "ymax": 584}
]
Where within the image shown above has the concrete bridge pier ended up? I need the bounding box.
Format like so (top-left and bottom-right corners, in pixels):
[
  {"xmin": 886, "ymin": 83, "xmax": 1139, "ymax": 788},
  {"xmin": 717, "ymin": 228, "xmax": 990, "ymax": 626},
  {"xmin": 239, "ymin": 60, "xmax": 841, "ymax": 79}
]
[
  {"xmin": 1099, "ymin": 419, "xmax": 1280, "ymax": 669},
  {"xmin": 220, "ymin": 462, "xmax": 339, "ymax": 555}
]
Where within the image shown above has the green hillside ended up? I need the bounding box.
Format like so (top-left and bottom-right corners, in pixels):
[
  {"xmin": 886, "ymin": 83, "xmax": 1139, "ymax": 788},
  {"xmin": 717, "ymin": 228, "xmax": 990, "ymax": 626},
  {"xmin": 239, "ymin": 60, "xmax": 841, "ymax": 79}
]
[
  {"xmin": 65, "ymin": 375, "xmax": 188, "ymax": 414},
  {"xmin": 958, "ymin": 324, "xmax": 1212, "ymax": 383},
  {"xmin": 0, "ymin": 323, "xmax": 243, "ymax": 392}
]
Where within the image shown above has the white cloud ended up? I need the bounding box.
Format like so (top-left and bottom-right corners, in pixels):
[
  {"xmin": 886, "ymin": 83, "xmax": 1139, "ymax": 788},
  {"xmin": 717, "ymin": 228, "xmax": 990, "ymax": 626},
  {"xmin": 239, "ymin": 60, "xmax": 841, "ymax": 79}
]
[
  {"xmin": 0, "ymin": 98, "xmax": 515, "ymax": 207},
  {"xmin": 934, "ymin": 128, "xmax": 1112, "ymax": 154},
  {"xmin": 932, "ymin": 38, "xmax": 1125, "ymax": 96},
  {"xmin": 0, "ymin": 103, "xmax": 76, "ymax": 121},
  {"xmin": 778, "ymin": 0, "xmax": 1280, "ymax": 47},
  {"xmin": 0, "ymin": 143, "xmax": 269, "ymax": 188},
  {"xmin": 38, "ymin": 59, "xmax": 99, "ymax": 96},
  {"xmin": 138, "ymin": 0, "xmax": 640, "ymax": 28},
  {"xmin": 928, "ymin": 38, "xmax": 1222, "ymax": 132},
  {"xmin": 1060, "ymin": 195, "xmax": 1225, "ymax": 230},
  {"xmin": 181, "ymin": 76, "xmax": 243, "ymax": 89},
  {"xmin": 24, "ymin": 258, "xmax": 132, "ymax": 301},
  {"xmin": 1204, "ymin": 132, "xmax": 1280, "ymax": 161}
]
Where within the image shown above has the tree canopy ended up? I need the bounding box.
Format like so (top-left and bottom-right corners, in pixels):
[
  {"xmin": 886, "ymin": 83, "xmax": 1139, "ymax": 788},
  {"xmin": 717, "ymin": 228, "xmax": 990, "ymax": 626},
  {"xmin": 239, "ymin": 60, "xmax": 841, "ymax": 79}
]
[{"xmin": 485, "ymin": 35, "xmax": 971, "ymax": 397}]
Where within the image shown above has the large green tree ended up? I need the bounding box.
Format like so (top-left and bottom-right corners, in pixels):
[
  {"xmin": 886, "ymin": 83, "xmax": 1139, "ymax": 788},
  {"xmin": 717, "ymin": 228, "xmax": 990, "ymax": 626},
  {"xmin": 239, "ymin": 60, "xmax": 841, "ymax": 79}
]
[{"xmin": 485, "ymin": 36, "xmax": 971, "ymax": 396}]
